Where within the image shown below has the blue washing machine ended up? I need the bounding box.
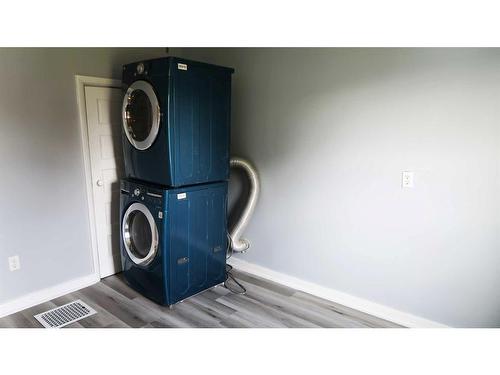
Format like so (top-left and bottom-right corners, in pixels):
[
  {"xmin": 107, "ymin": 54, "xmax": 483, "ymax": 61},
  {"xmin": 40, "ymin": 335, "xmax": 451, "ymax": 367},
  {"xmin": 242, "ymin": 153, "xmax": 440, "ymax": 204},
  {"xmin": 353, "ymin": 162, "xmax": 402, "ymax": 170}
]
[
  {"xmin": 121, "ymin": 57, "xmax": 234, "ymax": 187},
  {"xmin": 119, "ymin": 178, "xmax": 228, "ymax": 306}
]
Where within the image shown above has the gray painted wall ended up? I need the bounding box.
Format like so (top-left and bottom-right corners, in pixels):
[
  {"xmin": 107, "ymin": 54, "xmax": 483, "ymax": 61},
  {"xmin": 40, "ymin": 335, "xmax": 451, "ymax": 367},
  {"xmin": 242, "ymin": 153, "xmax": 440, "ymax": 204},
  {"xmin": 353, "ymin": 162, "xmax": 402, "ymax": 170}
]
[
  {"xmin": 0, "ymin": 48, "xmax": 166, "ymax": 305},
  {"xmin": 175, "ymin": 48, "xmax": 500, "ymax": 327}
]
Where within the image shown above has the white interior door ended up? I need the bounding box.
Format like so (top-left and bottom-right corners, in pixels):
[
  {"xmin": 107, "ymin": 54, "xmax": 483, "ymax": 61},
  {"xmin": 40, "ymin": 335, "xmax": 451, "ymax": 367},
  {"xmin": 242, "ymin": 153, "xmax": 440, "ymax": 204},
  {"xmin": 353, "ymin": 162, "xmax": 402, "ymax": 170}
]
[{"xmin": 85, "ymin": 86, "xmax": 123, "ymax": 278}]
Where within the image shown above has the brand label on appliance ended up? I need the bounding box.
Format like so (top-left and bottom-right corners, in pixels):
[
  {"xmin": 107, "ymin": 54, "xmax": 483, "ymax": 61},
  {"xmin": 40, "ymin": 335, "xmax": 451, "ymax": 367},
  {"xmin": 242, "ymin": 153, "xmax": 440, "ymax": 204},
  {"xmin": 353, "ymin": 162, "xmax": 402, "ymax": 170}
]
[
  {"xmin": 177, "ymin": 63, "xmax": 188, "ymax": 71},
  {"xmin": 177, "ymin": 192, "xmax": 187, "ymax": 200}
]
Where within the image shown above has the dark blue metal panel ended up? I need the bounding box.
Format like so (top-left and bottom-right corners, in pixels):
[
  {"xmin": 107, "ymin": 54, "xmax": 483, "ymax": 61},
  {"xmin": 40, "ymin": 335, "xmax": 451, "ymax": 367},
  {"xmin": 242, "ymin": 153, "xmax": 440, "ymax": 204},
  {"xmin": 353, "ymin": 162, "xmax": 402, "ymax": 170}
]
[
  {"xmin": 169, "ymin": 59, "xmax": 232, "ymax": 186},
  {"xmin": 120, "ymin": 179, "xmax": 227, "ymax": 306},
  {"xmin": 167, "ymin": 181, "xmax": 228, "ymax": 304},
  {"xmin": 122, "ymin": 57, "xmax": 233, "ymax": 187}
]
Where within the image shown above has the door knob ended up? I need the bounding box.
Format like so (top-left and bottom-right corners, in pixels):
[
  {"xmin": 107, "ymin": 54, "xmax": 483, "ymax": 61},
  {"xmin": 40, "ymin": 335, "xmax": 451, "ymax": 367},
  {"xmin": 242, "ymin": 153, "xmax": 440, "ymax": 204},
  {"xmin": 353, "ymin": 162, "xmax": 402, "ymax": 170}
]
[{"xmin": 96, "ymin": 179, "xmax": 104, "ymax": 187}]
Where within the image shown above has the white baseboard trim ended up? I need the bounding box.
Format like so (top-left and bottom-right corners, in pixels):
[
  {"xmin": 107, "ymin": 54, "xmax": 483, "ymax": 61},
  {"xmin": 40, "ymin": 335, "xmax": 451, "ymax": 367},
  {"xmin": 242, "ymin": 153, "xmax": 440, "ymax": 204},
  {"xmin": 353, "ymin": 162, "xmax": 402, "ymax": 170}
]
[
  {"xmin": 228, "ymin": 258, "xmax": 449, "ymax": 328},
  {"xmin": 0, "ymin": 273, "xmax": 99, "ymax": 318}
]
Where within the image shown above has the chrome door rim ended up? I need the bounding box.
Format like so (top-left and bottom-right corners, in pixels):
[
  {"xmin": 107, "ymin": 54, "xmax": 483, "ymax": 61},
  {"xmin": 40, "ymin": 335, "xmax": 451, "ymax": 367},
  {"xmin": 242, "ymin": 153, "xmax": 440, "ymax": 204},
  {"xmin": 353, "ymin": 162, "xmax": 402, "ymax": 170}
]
[
  {"xmin": 122, "ymin": 202, "xmax": 159, "ymax": 266},
  {"xmin": 122, "ymin": 80, "xmax": 161, "ymax": 151}
]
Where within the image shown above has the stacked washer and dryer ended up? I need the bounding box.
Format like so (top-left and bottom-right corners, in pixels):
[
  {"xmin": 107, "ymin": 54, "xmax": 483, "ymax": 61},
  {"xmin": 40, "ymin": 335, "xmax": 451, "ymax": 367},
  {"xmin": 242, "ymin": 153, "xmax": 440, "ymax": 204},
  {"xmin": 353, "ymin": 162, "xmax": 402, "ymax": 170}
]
[{"xmin": 119, "ymin": 57, "xmax": 234, "ymax": 306}]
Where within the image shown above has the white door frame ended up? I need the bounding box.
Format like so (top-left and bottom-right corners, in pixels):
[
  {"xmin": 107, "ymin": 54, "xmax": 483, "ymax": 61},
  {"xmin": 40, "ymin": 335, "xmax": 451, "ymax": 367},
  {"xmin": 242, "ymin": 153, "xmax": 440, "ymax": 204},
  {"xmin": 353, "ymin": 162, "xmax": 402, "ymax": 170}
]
[{"xmin": 75, "ymin": 75, "xmax": 122, "ymax": 279}]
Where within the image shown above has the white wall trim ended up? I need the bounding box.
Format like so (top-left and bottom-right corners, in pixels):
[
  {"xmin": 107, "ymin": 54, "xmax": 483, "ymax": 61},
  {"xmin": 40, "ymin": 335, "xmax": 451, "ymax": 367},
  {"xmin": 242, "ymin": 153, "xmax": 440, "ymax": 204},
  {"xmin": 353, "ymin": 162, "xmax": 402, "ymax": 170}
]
[
  {"xmin": 0, "ymin": 274, "xmax": 99, "ymax": 318},
  {"xmin": 75, "ymin": 75, "xmax": 121, "ymax": 280},
  {"xmin": 228, "ymin": 257, "xmax": 449, "ymax": 328}
]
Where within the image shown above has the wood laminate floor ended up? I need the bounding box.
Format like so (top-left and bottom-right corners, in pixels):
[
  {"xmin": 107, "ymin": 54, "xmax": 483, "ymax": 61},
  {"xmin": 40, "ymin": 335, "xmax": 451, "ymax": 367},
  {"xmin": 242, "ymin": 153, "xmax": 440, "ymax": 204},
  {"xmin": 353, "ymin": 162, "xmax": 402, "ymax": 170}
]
[{"xmin": 0, "ymin": 269, "xmax": 402, "ymax": 328}]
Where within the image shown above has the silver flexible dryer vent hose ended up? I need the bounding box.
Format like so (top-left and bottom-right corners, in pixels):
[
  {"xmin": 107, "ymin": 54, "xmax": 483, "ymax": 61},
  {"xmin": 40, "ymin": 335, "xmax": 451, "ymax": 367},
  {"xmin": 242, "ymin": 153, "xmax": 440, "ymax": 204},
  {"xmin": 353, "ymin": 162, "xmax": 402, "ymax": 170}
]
[{"xmin": 229, "ymin": 157, "xmax": 260, "ymax": 253}]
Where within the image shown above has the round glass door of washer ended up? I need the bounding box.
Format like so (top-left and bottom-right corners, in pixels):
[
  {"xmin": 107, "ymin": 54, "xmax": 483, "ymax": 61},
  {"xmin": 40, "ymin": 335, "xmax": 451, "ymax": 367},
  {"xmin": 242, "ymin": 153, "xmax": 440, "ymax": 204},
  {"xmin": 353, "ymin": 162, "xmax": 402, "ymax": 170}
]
[
  {"xmin": 122, "ymin": 80, "xmax": 160, "ymax": 150},
  {"xmin": 122, "ymin": 202, "xmax": 159, "ymax": 266}
]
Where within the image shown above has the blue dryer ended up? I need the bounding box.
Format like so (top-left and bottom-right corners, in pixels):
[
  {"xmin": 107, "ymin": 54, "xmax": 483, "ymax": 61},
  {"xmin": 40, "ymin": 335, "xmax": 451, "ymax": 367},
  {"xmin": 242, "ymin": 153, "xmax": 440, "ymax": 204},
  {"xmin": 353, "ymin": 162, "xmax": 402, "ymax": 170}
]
[
  {"xmin": 119, "ymin": 178, "xmax": 228, "ymax": 306},
  {"xmin": 121, "ymin": 57, "xmax": 234, "ymax": 187}
]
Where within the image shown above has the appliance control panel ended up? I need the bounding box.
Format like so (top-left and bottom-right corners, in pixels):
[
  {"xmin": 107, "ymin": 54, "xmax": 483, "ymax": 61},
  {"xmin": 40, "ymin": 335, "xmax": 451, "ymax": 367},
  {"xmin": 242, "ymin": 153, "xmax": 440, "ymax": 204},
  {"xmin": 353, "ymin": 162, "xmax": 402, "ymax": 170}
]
[{"xmin": 121, "ymin": 181, "xmax": 163, "ymax": 205}]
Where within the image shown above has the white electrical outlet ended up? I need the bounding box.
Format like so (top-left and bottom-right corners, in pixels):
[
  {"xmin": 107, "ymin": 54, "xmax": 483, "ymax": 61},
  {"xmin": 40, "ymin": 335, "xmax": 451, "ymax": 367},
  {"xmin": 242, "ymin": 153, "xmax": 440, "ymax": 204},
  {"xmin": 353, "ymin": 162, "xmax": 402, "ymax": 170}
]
[
  {"xmin": 402, "ymin": 171, "xmax": 414, "ymax": 188},
  {"xmin": 8, "ymin": 255, "xmax": 20, "ymax": 271}
]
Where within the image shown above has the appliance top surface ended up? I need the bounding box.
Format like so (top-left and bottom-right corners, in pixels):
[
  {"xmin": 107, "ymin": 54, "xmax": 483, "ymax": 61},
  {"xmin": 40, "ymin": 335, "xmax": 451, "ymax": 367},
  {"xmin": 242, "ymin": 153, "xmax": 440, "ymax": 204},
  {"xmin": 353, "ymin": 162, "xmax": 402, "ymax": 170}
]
[{"xmin": 122, "ymin": 56, "xmax": 234, "ymax": 74}]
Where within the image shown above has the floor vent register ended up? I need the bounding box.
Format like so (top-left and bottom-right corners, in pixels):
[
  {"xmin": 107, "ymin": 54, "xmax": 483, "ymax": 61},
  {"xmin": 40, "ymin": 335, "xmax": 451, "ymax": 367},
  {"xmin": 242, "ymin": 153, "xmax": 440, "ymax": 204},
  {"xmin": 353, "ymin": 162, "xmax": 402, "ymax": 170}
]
[{"xmin": 34, "ymin": 300, "xmax": 97, "ymax": 328}]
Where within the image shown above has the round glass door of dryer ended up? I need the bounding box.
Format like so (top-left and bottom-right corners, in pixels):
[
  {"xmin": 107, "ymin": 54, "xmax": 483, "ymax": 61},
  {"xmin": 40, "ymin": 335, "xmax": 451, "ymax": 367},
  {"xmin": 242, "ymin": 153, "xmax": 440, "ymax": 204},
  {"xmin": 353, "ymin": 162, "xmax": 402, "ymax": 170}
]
[
  {"xmin": 122, "ymin": 80, "xmax": 160, "ymax": 150},
  {"xmin": 122, "ymin": 202, "xmax": 159, "ymax": 266}
]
